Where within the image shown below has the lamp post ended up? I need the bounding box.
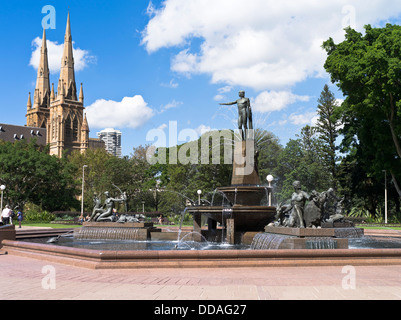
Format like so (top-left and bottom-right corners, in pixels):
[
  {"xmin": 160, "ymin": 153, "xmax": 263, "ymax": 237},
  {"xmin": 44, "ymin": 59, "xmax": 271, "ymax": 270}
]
[
  {"xmin": 383, "ymin": 170, "xmax": 388, "ymax": 224},
  {"xmin": 142, "ymin": 201, "xmax": 145, "ymax": 213},
  {"xmin": 266, "ymin": 175, "xmax": 274, "ymax": 207},
  {"xmin": 0, "ymin": 185, "xmax": 5, "ymax": 212},
  {"xmin": 197, "ymin": 190, "xmax": 202, "ymax": 206},
  {"xmin": 81, "ymin": 165, "xmax": 88, "ymax": 219}
]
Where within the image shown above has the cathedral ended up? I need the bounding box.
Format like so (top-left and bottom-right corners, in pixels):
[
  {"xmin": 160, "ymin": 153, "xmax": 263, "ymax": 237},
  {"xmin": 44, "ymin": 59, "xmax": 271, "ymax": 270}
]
[{"xmin": 25, "ymin": 13, "xmax": 102, "ymax": 157}]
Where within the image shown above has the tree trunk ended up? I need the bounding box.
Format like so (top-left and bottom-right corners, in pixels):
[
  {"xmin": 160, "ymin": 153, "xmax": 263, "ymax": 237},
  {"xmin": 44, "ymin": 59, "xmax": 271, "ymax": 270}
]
[
  {"xmin": 390, "ymin": 171, "xmax": 401, "ymax": 199},
  {"xmin": 388, "ymin": 95, "xmax": 401, "ymax": 159}
]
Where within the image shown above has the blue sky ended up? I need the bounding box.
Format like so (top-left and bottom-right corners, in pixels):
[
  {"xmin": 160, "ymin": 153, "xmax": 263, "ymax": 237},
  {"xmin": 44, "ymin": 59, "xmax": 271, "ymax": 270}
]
[{"xmin": 2, "ymin": 0, "xmax": 401, "ymax": 156}]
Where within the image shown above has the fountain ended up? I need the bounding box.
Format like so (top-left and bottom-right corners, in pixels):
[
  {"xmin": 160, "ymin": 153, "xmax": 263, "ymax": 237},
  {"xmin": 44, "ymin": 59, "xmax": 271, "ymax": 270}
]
[
  {"xmin": 187, "ymin": 137, "xmax": 276, "ymax": 244},
  {"xmin": 251, "ymin": 182, "xmax": 364, "ymax": 250},
  {"xmin": 3, "ymin": 91, "xmax": 401, "ymax": 269}
]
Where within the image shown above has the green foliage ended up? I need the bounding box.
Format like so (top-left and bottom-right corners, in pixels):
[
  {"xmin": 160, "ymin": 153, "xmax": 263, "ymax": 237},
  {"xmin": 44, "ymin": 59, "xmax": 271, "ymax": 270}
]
[
  {"xmin": 24, "ymin": 209, "xmax": 54, "ymax": 223},
  {"xmin": 273, "ymin": 126, "xmax": 333, "ymax": 202},
  {"xmin": 0, "ymin": 140, "xmax": 79, "ymax": 211},
  {"xmin": 323, "ymin": 24, "xmax": 401, "ymax": 217},
  {"xmin": 151, "ymin": 131, "xmax": 233, "ymax": 214}
]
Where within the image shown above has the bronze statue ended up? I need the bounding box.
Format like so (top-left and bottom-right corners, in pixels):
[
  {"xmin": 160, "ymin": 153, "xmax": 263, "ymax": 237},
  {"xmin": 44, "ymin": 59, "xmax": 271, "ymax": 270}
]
[
  {"xmin": 272, "ymin": 185, "xmax": 346, "ymax": 229},
  {"xmin": 285, "ymin": 181, "xmax": 312, "ymax": 228},
  {"xmin": 89, "ymin": 193, "xmax": 103, "ymax": 222},
  {"xmin": 271, "ymin": 181, "xmax": 312, "ymax": 228},
  {"xmin": 220, "ymin": 90, "xmax": 253, "ymax": 140},
  {"xmin": 91, "ymin": 191, "xmax": 126, "ymax": 222}
]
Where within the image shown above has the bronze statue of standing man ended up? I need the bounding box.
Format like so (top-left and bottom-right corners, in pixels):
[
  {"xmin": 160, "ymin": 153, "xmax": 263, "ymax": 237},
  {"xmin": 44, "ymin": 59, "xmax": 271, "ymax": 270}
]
[{"xmin": 220, "ymin": 90, "xmax": 253, "ymax": 140}]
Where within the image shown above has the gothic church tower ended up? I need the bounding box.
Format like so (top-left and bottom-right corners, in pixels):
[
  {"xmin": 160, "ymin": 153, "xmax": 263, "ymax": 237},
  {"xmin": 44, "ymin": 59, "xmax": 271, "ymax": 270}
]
[
  {"xmin": 26, "ymin": 29, "xmax": 51, "ymax": 128},
  {"xmin": 26, "ymin": 13, "xmax": 89, "ymax": 157}
]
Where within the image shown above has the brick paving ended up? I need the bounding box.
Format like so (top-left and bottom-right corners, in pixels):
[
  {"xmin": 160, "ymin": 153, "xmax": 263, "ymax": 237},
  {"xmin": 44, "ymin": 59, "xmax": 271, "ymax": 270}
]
[
  {"xmin": 1, "ymin": 227, "xmax": 401, "ymax": 300},
  {"xmin": 1, "ymin": 253, "xmax": 401, "ymax": 300}
]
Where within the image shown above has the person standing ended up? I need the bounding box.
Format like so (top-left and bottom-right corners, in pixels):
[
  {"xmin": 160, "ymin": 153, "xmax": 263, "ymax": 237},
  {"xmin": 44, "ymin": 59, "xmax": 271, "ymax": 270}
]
[
  {"xmin": 17, "ymin": 209, "xmax": 23, "ymax": 228},
  {"xmin": 1, "ymin": 205, "xmax": 12, "ymax": 225}
]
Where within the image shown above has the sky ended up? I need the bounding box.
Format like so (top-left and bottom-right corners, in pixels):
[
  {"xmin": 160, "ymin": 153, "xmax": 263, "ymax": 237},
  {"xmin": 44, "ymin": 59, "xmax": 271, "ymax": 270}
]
[{"xmin": 2, "ymin": 0, "xmax": 401, "ymax": 157}]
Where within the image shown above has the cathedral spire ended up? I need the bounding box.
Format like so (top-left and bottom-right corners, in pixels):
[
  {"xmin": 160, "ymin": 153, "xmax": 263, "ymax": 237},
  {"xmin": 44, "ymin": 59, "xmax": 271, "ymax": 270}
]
[
  {"xmin": 27, "ymin": 92, "xmax": 32, "ymax": 110},
  {"xmin": 35, "ymin": 28, "xmax": 51, "ymax": 107},
  {"xmin": 79, "ymin": 83, "xmax": 84, "ymax": 103},
  {"xmin": 50, "ymin": 83, "xmax": 55, "ymax": 102},
  {"xmin": 59, "ymin": 12, "xmax": 77, "ymax": 100}
]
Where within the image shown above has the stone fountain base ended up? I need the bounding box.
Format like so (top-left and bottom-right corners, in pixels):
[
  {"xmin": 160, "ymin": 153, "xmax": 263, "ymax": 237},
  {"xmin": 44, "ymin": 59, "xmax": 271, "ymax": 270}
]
[
  {"xmin": 187, "ymin": 206, "xmax": 276, "ymax": 244},
  {"xmin": 74, "ymin": 222, "xmax": 161, "ymax": 241},
  {"xmin": 251, "ymin": 226, "xmax": 365, "ymax": 250}
]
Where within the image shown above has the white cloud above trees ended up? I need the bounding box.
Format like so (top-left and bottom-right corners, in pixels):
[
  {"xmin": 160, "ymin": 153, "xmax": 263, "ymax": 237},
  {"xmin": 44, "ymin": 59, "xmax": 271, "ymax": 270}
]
[{"xmin": 142, "ymin": 0, "xmax": 401, "ymax": 111}]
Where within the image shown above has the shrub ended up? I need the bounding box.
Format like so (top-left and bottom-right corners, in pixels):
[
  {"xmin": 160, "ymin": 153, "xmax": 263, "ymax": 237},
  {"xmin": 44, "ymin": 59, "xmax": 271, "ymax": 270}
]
[{"xmin": 24, "ymin": 210, "xmax": 54, "ymax": 223}]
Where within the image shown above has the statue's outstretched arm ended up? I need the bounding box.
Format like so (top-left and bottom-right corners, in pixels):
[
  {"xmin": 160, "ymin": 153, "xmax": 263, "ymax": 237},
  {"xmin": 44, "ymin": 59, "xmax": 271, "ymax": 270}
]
[{"xmin": 220, "ymin": 101, "xmax": 237, "ymax": 106}]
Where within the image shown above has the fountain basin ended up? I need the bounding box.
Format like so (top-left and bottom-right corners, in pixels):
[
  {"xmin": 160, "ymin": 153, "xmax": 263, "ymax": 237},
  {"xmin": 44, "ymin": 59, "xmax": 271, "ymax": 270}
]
[
  {"xmin": 250, "ymin": 226, "xmax": 365, "ymax": 250},
  {"xmin": 74, "ymin": 222, "xmax": 161, "ymax": 241},
  {"xmin": 4, "ymin": 239, "xmax": 401, "ymax": 269},
  {"xmin": 217, "ymin": 186, "xmax": 271, "ymax": 206},
  {"xmin": 187, "ymin": 206, "xmax": 276, "ymax": 232}
]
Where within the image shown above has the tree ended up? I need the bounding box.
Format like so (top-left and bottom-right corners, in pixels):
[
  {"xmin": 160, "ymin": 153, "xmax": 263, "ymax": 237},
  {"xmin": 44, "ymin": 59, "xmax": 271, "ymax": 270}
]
[
  {"xmin": 68, "ymin": 148, "xmax": 117, "ymax": 213},
  {"xmin": 0, "ymin": 140, "xmax": 78, "ymax": 211},
  {"xmin": 315, "ymin": 84, "xmax": 342, "ymax": 189},
  {"xmin": 151, "ymin": 132, "xmax": 233, "ymax": 214},
  {"xmin": 323, "ymin": 24, "xmax": 401, "ymax": 200},
  {"xmin": 255, "ymin": 129, "xmax": 282, "ymax": 184},
  {"xmin": 273, "ymin": 126, "xmax": 331, "ymax": 202}
]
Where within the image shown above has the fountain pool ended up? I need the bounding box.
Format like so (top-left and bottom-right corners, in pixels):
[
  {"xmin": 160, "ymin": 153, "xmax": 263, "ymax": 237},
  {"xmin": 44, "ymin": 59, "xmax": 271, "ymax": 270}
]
[{"xmin": 20, "ymin": 232, "xmax": 401, "ymax": 251}]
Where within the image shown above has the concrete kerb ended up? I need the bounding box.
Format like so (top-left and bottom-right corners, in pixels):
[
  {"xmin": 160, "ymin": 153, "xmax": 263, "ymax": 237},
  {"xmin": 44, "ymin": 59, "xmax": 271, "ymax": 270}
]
[{"xmin": 3, "ymin": 239, "xmax": 401, "ymax": 270}]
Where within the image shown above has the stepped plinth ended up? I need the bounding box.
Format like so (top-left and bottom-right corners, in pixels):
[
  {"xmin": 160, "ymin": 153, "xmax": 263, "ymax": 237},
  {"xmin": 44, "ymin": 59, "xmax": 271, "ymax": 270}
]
[
  {"xmin": 250, "ymin": 226, "xmax": 365, "ymax": 250},
  {"xmin": 74, "ymin": 222, "xmax": 160, "ymax": 241}
]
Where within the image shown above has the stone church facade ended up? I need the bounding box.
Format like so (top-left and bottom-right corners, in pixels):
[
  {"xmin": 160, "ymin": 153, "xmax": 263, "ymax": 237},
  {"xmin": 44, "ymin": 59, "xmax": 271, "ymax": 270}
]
[{"xmin": 25, "ymin": 13, "xmax": 103, "ymax": 157}]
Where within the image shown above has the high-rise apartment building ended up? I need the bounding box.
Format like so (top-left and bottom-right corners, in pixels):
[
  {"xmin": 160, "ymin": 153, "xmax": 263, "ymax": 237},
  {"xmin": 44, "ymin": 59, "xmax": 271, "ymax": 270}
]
[{"xmin": 97, "ymin": 128, "xmax": 122, "ymax": 157}]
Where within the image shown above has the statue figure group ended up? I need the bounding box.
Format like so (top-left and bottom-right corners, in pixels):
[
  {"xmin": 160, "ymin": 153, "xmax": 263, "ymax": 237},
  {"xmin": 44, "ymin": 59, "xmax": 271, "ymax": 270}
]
[
  {"xmin": 271, "ymin": 181, "xmax": 345, "ymax": 229},
  {"xmin": 220, "ymin": 90, "xmax": 253, "ymax": 140},
  {"xmin": 89, "ymin": 191, "xmax": 127, "ymax": 222}
]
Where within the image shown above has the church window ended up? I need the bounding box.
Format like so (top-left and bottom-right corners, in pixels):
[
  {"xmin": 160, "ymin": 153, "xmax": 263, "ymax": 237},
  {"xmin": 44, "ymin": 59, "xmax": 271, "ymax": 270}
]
[
  {"xmin": 73, "ymin": 117, "xmax": 79, "ymax": 141},
  {"xmin": 65, "ymin": 115, "xmax": 72, "ymax": 142}
]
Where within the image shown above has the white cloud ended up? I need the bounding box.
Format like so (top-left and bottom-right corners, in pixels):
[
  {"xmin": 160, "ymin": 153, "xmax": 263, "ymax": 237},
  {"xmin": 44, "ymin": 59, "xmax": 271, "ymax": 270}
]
[
  {"xmin": 214, "ymin": 86, "xmax": 234, "ymax": 101},
  {"xmin": 159, "ymin": 99, "xmax": 183, "ymax": 113},
  {"xmin": 29, "ymin": 37, "xmax": 95, "ymax": 74},
  {"xmin": 161, "ymin": 79, "xmax": 179, "ymax": 88},
  {"xmin": 195, "ymin": 124, "xmax": 213, "ymax": 136},
  {"xmin": 289, "ymin": 111, "xmax": 318, "ymax": 126},
  {"xmin": 157, "ymin": 123, "xmax": 168, "ymax": 130},
  {"xmin": 218, "ymin": 86, "xmax": 233, "ymax": 94},
  {"xmin": 142, "ymin": 0, "xmax": 401, "ymax": 91},
  {"xmin": 336, "ymin": 98, "xmax": 345, "ymax": 106},
  {"xmin": 252, "ymin": 91, "xmax": 310, "ymax": 113},
  {"xmin": 85, "ymin": 95, "xmax": 155, "ymax": 129},
  {"xmin": 213, "ymin": 94, "xmax": 225, "ymax": 101}
]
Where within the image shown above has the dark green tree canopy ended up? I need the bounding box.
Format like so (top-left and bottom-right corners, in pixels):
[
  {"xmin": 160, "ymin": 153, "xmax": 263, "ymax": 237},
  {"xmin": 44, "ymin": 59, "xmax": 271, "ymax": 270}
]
[{"xmin": 323, "ymin": 24, "xmax": 401, "ymax": 196}]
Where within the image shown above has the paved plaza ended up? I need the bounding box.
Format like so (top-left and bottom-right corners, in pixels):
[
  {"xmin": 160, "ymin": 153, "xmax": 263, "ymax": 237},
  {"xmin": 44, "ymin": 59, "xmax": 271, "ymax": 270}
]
[{"xmin": 1, "ymin": 252, "xmax": 401, "ymax": 300}]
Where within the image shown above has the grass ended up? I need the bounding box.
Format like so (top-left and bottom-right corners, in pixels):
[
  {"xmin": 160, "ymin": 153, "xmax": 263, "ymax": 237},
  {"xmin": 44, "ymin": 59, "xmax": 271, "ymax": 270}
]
[
  {"xmin": 21, "ymin": 222, "xmax": 192, "ymax": 229},
  {"xmin": 21, "ymin": 223, "xmax": 82, "ymax": 229},
  {"xmin": 358, "ymin": 226, "xmax": 401, "ymax": 231},
  {"xmin": 20, "ymin": 223, "xmax": 401, "ymax": 231}
]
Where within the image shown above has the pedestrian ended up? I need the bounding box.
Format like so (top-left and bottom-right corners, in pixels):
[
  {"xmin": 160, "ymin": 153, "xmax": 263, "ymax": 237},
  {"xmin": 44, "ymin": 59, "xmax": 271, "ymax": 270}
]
[
  {"xmin": 1, "ymin": 205, "xmax": 12, "ymax": 225},
  {"xmin": 17, "ymin": 209, "xmax": 23, "ymax": 229}
]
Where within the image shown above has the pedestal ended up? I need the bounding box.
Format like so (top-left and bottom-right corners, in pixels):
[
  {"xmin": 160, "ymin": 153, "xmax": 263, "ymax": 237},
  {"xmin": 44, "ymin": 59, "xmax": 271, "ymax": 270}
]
[
  {"xmin": 226, "ymin": 218, "xmax": 235, "ymax": 245},
  {"xmin": 231, "ymin": 140, "xmax": 261, "ymax": 186},
  {"xmin": 193, "ymin": 213, "xmax": 202, "ymax": 242}
]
